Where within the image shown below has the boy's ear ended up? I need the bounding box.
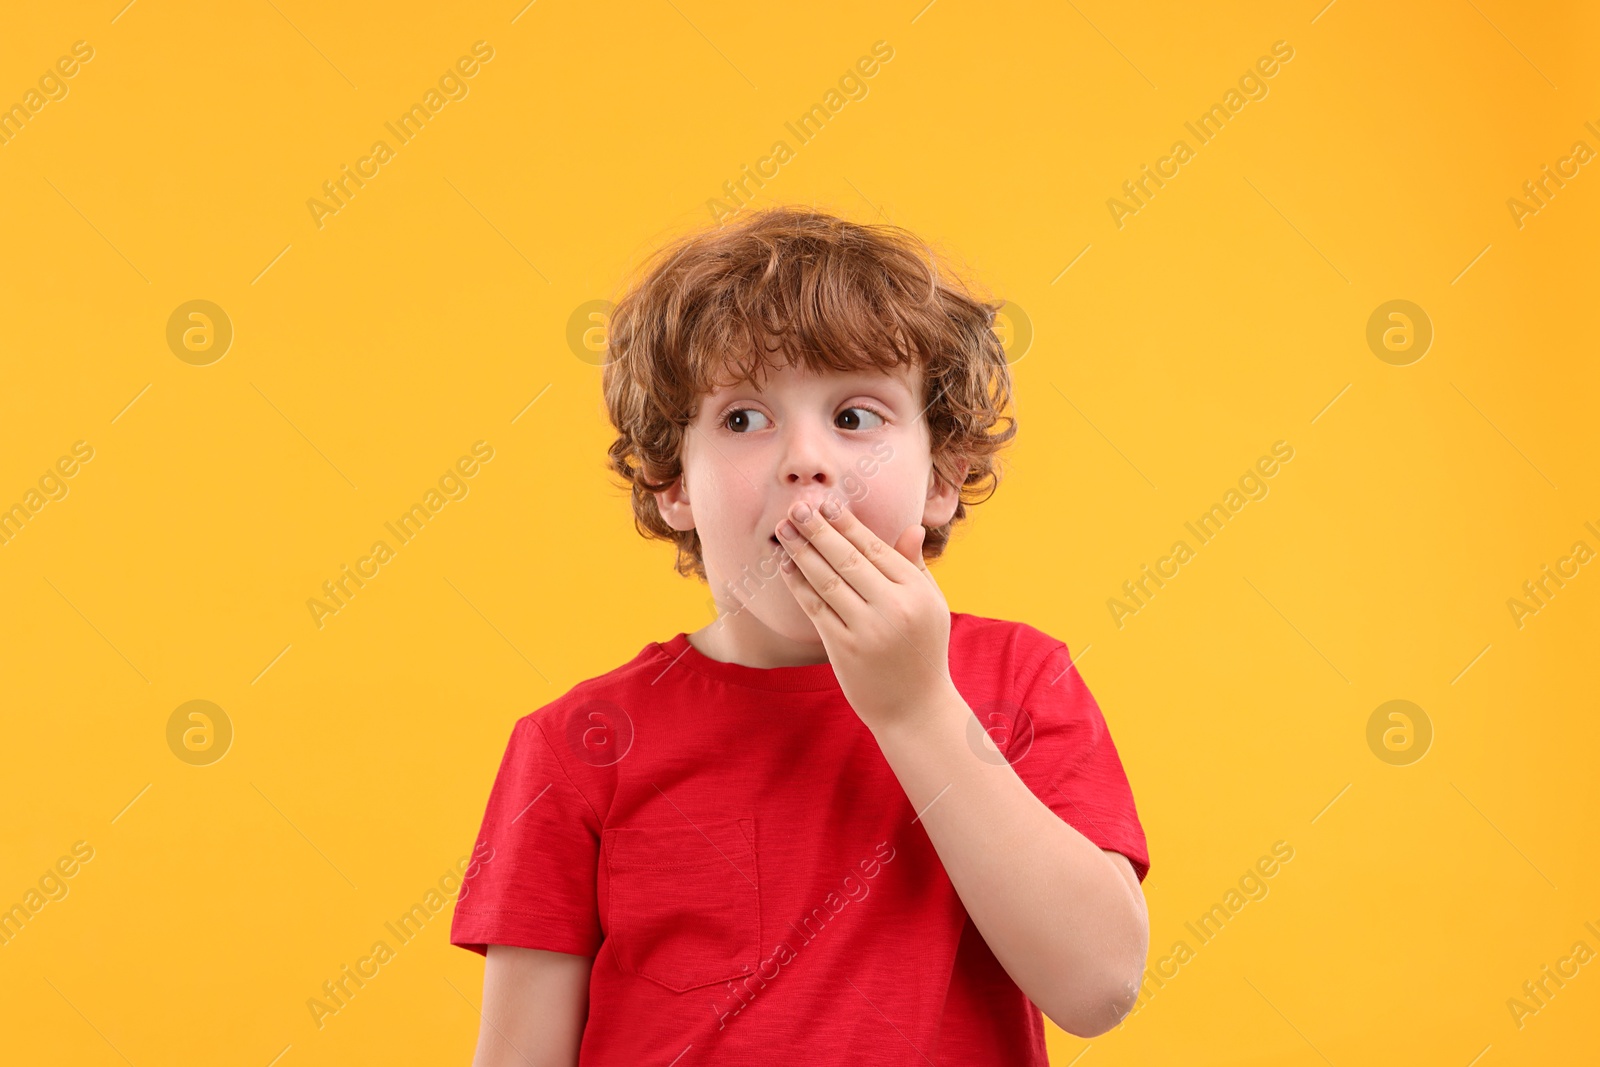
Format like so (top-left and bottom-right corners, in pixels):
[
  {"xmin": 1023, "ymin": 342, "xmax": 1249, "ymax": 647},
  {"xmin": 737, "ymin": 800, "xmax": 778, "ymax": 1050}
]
[
  {"xmin": 654, "ymin": 476, "xmax": 697, "ymax": 532},
  {"xmin": 922, "ymin": 461, "xmax": 969, "ymax": 528}
]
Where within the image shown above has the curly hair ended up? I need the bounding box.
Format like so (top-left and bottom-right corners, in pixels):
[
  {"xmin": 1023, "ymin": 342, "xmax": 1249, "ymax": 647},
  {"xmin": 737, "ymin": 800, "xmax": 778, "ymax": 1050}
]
[{"xmin": 600, "ymin": 205, "xmax": 1017, "ymax": 583}]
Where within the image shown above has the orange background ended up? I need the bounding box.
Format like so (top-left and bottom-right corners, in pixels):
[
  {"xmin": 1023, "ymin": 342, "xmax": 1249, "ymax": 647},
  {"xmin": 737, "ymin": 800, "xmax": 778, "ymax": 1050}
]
[{"xmin": 2, "ymin": 1, "xmax": 1596, "ymax": 1063}]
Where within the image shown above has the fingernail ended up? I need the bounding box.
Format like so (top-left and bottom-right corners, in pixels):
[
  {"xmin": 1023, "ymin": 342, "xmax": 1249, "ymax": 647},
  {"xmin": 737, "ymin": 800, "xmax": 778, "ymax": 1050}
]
[
  {"xmin": 778, "ymin": 520, "xmax": 798, "ymax": 539},
  {"xmin": 820, "ymin": 497, "xmax": 840, "ymax": 519},
  {"xmin": 793, "ymin": 503, "xmax": 812, "ymax": 523}
]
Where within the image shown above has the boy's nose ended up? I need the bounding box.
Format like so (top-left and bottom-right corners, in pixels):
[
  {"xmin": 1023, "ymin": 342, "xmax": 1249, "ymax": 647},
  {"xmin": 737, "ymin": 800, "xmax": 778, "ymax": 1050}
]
[
  {"xmin": 777, "ymin": 423, "xmax": 841, "ymax": 489},
  {"xmin": 781, "ymin": 454, "xmax": 843, "ymax": 500},
  {"xmin": 785, "ymin": 467, "xmax": 828, "ymax": 485}
]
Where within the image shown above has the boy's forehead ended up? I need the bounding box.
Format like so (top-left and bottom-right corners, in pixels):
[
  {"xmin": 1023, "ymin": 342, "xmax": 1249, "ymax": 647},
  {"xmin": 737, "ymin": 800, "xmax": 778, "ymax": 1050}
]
[{"xmin": 705, "ymin": 357, "xmax": 921, "ymax": 396}]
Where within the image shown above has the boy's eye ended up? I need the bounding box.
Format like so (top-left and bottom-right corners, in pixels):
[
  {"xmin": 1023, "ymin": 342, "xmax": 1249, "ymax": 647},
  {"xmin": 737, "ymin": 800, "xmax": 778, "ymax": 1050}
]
[
  {"xmin": 720, "ymin": 406, "xmax": 886, "ymax": 432},
  {"xmin": 722, "ymin": 408, "xmax": 770, "ymax": 433},
  {"xmin": 837, "ymin": 406, "xmax": 885, "ymax": 431}
]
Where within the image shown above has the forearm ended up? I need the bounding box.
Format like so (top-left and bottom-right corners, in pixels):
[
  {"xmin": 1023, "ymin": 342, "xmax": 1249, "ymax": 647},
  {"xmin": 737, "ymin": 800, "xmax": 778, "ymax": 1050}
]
[{"xmin": 870, "ymin": 685, "xmax": 1149, "ymax": 1036}]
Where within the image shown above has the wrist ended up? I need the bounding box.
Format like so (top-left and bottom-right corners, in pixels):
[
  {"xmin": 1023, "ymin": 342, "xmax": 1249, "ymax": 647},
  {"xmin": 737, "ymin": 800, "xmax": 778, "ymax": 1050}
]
[{"xmin": 869, "ymin": 678, "xmax": 968, "ymax": 746}]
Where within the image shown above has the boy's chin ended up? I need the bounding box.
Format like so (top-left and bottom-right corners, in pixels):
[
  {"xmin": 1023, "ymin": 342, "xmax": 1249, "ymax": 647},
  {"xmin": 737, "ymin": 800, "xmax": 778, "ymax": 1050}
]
[
  {"xmin": 705, "ymin": 561, "xmax": 829, "ymax": 647},
  {"xmin": 722, "ymin": 595, "xmax": 826, "ymax": 649},
  {"xmin": 770, "ymin": 606, "xmax": 827, "ymax": 647}
]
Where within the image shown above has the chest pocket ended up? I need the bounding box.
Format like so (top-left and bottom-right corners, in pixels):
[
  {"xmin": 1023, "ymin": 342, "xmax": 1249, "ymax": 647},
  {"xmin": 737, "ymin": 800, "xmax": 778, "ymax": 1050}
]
[{"xmin": 602, "ymin": 816, "xmax": 761, "ymax": 993}]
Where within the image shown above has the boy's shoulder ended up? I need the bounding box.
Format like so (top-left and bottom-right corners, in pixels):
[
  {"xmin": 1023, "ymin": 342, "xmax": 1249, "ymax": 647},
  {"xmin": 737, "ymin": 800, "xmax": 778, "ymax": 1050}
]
[
  {"xmin": 949, "ymin": 610, "xmax": 1071, "ymax": 677},
  {"xmin": 502, "ymin": 636, "xmax": 671, "ymax": 752}
]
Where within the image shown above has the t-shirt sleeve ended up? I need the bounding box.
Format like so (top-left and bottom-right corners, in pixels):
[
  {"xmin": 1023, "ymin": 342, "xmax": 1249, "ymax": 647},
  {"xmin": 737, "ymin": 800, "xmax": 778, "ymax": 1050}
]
[
  {"xmin": 449, "ymin": 714, "xmax": 604, "ymax": 957},
  {"xmin": 1005, "ymin": 640, "xmax": 1151, "ymax": 883}
]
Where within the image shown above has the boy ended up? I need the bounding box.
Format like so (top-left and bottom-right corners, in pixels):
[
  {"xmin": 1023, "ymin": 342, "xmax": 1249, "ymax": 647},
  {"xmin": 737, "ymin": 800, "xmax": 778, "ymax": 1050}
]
[{"xmin": 450, "ymin": 206, "xmax": 1151, "ymax": 1065}]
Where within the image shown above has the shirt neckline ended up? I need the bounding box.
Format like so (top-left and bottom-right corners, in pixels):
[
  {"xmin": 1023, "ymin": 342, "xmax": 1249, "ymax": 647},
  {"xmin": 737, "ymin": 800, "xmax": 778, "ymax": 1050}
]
[{"xmin": 654, "ymin": 632, "xmax": 843, "ymax": 693}]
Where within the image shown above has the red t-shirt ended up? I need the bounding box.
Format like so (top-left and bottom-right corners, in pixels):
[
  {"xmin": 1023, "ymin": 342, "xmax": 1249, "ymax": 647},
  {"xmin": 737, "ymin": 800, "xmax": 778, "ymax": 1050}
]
[{"xmin": 450, "ymin": 611, "xmax": 1149, "ymax": 1064}]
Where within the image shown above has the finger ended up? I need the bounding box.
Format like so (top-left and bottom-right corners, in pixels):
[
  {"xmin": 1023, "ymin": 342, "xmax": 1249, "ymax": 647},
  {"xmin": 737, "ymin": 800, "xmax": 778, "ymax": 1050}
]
[
  {"xmin": 776, "ymin": 518, "xmax": 870, "ymax": 624},
  {"xmin": 821, "ymin": 499, "xmax": 927, "ymax": 587},
  {"xmin": 784, "ymin": 500, "xmax": 911, "ymax": 598},
  {"xmin": 777, "ymin": 547, "xmax": 846, "ymax": 631}
]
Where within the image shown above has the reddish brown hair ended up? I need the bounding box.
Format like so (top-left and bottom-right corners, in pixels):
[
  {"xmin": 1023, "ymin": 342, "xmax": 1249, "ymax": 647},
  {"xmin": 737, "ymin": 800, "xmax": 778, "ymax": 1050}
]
[{"xmin": 601, "ymin": 205, "xmax": 1017, "ymax": 582}]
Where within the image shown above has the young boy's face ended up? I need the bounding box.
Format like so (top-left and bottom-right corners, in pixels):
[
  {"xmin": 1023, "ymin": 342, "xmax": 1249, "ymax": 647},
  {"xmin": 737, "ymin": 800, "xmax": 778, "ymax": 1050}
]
[{"xmin": 654, "ymin": 356, "xmax": 965, "ymax": 651}]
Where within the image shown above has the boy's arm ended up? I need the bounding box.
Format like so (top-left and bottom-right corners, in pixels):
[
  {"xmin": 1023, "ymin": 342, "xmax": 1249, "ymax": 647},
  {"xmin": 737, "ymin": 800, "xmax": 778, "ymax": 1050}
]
[
  {"xmin": 470, "ymin": 946, "xmax": 592, "ymax": 1067},
  {"xmin": 773, "ymin": 500, "xmax": 1150, "ymax": 1037},
  {"xmin": 872, "ymin": 692, "xmax": 1150, "ymax": 1039}
]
